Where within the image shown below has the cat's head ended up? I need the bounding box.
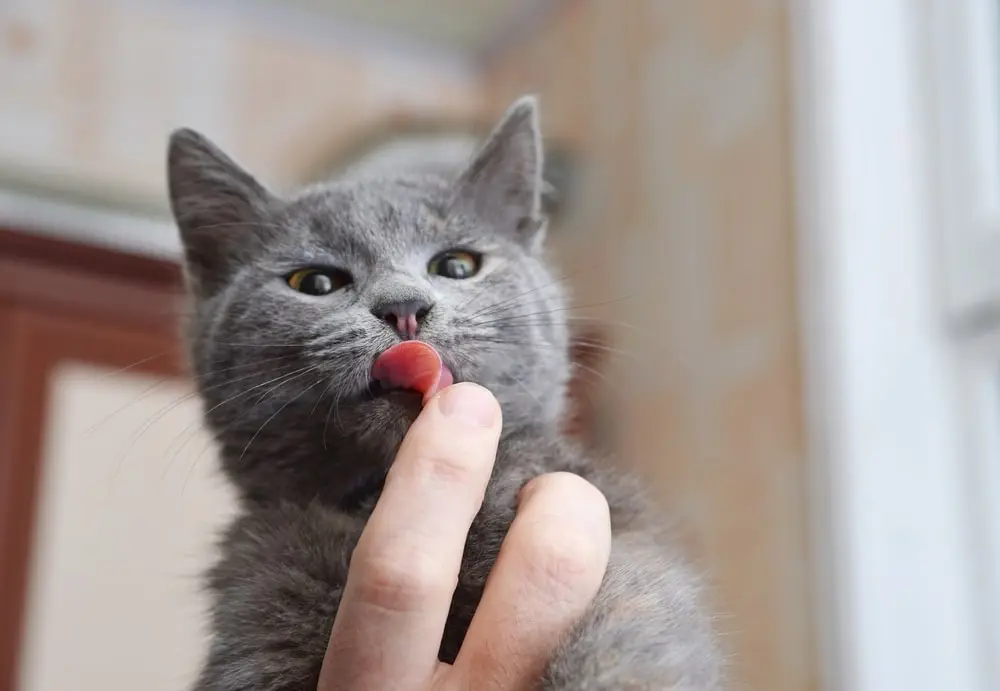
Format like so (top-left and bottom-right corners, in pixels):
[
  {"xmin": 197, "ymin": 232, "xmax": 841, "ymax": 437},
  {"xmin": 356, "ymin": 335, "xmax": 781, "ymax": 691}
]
[{"xmin": 167, "ymin": 97, "xmax": 572, "ymax": 503}]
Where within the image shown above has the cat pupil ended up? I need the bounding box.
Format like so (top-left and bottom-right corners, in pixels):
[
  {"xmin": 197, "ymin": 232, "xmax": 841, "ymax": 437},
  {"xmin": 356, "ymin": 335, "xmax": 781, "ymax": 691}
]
[
  {"xmin": 430, "ymin": 251, "xmax": 479, "ymax": 279},
  {"xmin": 302, "ymin": 273, "xmax": 333, "ymax": 295},
  {"xmin": 445, "ymin": 257, "xmax": 470, "ymax": 278}
]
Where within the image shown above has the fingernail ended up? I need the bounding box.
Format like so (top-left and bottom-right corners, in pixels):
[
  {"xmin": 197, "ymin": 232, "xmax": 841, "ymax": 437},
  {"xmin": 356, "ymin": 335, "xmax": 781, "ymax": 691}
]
[{"xmin": 438, "ymin": 383, "xmax": 499, "ymax": 427}]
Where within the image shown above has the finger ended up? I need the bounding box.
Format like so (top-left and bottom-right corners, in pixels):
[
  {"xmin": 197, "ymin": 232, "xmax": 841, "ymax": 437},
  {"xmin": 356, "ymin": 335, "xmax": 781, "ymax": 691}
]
[
  {"xmin": 449, "ymin": 472, "xmax": 611, "ymax": 691},
  {"xmin": 320, "ymin": 383, "xmax": 502, "ymax": 691}
]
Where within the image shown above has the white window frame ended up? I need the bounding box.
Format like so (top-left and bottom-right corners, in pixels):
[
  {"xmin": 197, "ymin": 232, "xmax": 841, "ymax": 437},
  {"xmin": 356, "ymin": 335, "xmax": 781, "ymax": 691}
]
[
  {"xmin": 924, "ymin": 0, "xmax": 1000, "ymax": 321},
  {"xmin": 792, "ymin": 1, "xmax": 999, "ymax": 690},
  {"xmin": 926, "ymin": 0, "xmax": 1000, "ymax": 680}
]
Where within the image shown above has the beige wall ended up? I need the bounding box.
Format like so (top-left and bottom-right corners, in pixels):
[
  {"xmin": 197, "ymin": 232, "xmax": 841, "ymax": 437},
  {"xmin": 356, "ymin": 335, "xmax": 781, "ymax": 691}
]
[
  {"xmin": 0, "ymin": 0, "xmax": 482, "ymax": 212},
  {"xmin": 485, "ymin": 3, "xmax": 813, "ymax": 690},
  {"xmin": 19, "ymin": 363, "xmax": 236, "ymax": 691}
]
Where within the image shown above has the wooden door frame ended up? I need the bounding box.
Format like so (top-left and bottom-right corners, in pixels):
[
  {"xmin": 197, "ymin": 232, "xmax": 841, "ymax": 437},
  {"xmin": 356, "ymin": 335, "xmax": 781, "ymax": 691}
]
[{"xmin": 0, "ymin": 229, "xmax": 185, "ymax": 691}]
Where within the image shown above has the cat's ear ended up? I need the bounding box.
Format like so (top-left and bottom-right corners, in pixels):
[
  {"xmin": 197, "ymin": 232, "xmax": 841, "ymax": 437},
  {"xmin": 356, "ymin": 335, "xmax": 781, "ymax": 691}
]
[
  {"xmin": 451, "ymin": 96, "xmax": 547, "ymax": 250},
  {"xmin": 167, "ymin": 128, "xmax": 276, "ymax": 295}
]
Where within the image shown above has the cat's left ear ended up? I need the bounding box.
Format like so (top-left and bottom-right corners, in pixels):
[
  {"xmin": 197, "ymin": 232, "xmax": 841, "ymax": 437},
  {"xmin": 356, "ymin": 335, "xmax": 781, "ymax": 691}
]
[
  {"xmin": 451, "ymin": 96, "xmax": 547, "ymax": 250},
  {"xmin": 167, "ymin": 128, "xmax": 278, "ymax": 296}
]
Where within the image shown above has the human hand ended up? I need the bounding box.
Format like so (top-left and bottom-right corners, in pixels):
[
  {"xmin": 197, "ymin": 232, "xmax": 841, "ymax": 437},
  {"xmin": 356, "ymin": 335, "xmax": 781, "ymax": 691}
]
[{"xmin": 318, "ymin": 383, "xmax": 612, "ymax": 691}]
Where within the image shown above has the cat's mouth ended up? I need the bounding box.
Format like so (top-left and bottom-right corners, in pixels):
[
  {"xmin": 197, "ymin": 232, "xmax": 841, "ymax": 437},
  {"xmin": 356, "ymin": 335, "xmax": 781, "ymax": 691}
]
[
  {"xmin": 364, "ymin": 379, "xmax": 420, "ymax": 400},
  {"xmin": 367, "ymin": 341, "xmax": 455, "ymax": 404}
]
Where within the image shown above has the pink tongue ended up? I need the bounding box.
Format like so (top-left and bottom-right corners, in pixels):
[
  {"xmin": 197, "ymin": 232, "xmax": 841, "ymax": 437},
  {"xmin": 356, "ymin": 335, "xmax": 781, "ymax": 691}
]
[{"xmin": 371, "ymin": 341, "xmax": 454, "ymax": 405}]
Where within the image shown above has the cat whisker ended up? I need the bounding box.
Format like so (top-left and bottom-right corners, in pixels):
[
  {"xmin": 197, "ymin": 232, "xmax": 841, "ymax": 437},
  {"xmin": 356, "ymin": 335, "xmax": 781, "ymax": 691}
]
[
  {"xmin": 160, "ymin": 362, "xmax": 320, "ymax": 480},
  {"xmin": 180, "ymin": 433, "xmax": 221, "ymax": 497},
  {"xmin": 101, "ymin": 358, "xmax": 304, "ymax": 443},
  {"xmin": 89, "ymin": 349, "xmax": 178, "ymax": 382},
  {"xmin": 461, "ymin": 273, "xmax": 559, "ymax": 318},
  {"xmin": 461, "ymin": 339, "xmax": 622, "ymax": 399},
  {"xmin": 160, "ymin": 416, "xmax": 212, "ymax": 483},
  {"xmin": 310, "ymin": 378, "xmax": 336, "ymax": 417},
  {"xmin": 307, "ymin": 329, "xmax": 369, "ymax": 350},
  {"xmin": 109, "ymin": 363, "xmax": 316, "ymax": 487},
  {"xmin": 464, "ymin": 259, "xmax": 605, "ymax": 319},
  {"xmin": 324, "ymin": 383, "xmax": 349, "ymax": 450},
  {"xmin": 463, "ymin": 273, "xmax": 605, "ymax": 318},
  {"xmin": 467, "ymin": 296, "xmax": 635, "ymax": 330},
  {"xmin": 88, "ymin": 352, "xmax": 303, "ymax": 436},
  {"xmin": 466, "ymin": 291, "xmax": 571, "ymax": 322},
  {"xmin": 459, "ymin": 316, "xmax": 638, "ymax": 335},
  {"xmin": 569, "ymin": 361, "xmax": 618, "ymax": 393},
  {"xmin": 178, "ymin": 365, "xmax": 318, "ymax": 493},
  {"xmin": 467, "ymin": 335, "xmax": 637, "ymax": 363},
  {"xmin": 239, "ymin": 376, "xmax": 326, "ymax": 463},
  {"xmin": 451, "ymin": 346, "xmax": 547, "ymax": 413},
  {"xmin": 456, "ymin": 277, "xmax": 502, "ymax": 316},
  {"xmin": 171, "ymin": 367, "xmax": 323, "ymax": 487}
]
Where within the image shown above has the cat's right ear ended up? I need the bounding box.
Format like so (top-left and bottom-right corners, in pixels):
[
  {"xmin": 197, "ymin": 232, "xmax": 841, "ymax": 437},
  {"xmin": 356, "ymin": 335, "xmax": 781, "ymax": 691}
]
[{"xmin": 167, "ymin": 129, "xmax": 276, "ymax": 295}]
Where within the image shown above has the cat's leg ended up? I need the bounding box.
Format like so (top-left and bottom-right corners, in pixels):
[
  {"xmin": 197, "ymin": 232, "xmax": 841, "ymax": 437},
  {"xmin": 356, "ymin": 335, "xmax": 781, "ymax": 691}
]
[
  {"xmin": 191, "ymin": 503, "xmax": 362, "ymax": 691},
  {"xmin": 541, "ymin": 531, "xmax": 726, "ymax": 691}
]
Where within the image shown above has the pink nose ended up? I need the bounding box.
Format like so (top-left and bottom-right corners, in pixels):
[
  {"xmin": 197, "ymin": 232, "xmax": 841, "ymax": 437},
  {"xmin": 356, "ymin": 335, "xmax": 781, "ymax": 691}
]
[{"xmin": 371, "ymin": 299, "xmax": 432, "ymax": 340}]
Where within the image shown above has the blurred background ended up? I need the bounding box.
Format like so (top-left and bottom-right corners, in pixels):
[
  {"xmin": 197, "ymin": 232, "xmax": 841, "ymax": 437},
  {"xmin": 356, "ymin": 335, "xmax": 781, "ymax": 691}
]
[{"xmin": 0, "ymin": 1, "xmax": 998, "ymax": 691}]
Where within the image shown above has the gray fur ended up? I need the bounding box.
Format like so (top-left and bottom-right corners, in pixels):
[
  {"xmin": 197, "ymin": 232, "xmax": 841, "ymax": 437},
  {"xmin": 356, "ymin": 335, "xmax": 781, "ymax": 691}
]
[{"xmin": 167, "ymin": 96, "xmax": 725, "ymax": 690}]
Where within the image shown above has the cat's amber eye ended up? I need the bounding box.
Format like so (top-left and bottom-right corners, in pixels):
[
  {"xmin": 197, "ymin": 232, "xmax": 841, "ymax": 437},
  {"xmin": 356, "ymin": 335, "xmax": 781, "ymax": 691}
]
[
  {"xmin": 428, "ymin": 250, "xmax": 481, "ymax": 280},
  {"xmin": 286, "ymin": 268, "xmax": 351, "ymax": 296}
]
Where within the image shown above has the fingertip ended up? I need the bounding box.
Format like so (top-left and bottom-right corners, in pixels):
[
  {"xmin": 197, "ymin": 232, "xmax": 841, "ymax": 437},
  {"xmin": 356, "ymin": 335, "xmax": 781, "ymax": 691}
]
[
  {"xmin": 519, "ymin": 473, "xmax": 611, "ymax": 529},
  {"xmin": 431, "ymin": 382, "xmax": 502, "ymax": 428},
  {"xmin": 514, "ymin": 472, "xmax": 612, "ymax": 588}
]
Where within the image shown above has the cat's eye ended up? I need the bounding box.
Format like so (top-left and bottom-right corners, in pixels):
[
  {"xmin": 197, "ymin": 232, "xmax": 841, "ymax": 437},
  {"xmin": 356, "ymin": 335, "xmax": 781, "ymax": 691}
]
[
  {"xmin": 428, "ymin": 250, "xmax": 481, "ymax": 280},
  {"xmin": 286, "ymin": 268, "xmax": 351, "ymax": 296}
]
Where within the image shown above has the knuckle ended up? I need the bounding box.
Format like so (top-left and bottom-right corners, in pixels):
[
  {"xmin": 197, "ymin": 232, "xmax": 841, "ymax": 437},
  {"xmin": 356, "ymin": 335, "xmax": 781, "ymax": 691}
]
[
  {"xmin": 354, "ymin": 548, "xmax": 454, "ymax": 613},
  {"xmin": 407, "ymin": 451, "xmax": 477, "ymax": 486},
  {"xmin": 516, "ymin": 472, "xmax": 611, "ymax": 598},
  {"xmin": 520, "ymin": 520, "xmax": 607, "ymax": 597}
]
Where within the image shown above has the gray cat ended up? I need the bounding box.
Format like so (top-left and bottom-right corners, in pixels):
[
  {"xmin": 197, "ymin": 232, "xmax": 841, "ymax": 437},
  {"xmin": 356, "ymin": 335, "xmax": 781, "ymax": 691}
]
[{"xmin": 167, "ymin": 96, "xmax": 725, "ymax": 690}]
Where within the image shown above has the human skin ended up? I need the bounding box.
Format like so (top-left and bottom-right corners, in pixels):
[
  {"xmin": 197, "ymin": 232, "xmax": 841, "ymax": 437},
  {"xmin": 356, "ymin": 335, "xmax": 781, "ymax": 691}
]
[{"xmin": 318, "ymin": 383, "xmax": 612, "ymax": 691}]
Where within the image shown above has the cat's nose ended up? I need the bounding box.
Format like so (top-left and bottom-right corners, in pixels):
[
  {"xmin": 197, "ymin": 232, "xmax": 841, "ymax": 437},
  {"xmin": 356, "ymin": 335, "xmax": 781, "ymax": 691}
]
[{"xmin": 372, "ymin": 299, "xmax": 433, "ymax": 340}]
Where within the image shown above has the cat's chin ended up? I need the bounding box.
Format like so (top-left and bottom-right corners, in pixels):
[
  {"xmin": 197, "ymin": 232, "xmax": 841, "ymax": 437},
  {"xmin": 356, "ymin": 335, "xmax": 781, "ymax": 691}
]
[
  {"xmin": 364, "ymin": 379, "xmax": 423, "ymax": 402},
  {"xmin": 364, "ymin": 388, "xmax": 424, "ymax": 412},
  {"xmin": 326, "ymin": 392, "xmax": 423, "ymax": 469},
  {"xmin": 349, "ymin": 389, "xmax": 424, "ymax": 438}
]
